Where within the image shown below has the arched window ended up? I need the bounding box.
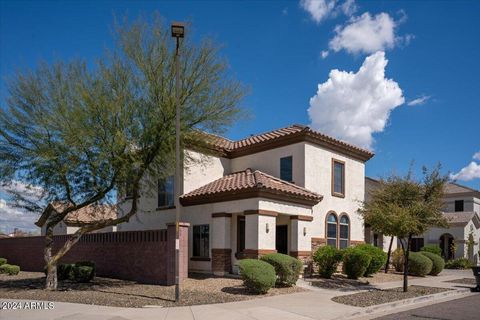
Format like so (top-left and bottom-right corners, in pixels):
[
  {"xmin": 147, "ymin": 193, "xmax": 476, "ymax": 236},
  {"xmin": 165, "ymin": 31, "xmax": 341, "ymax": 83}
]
[
  {"xmin": 339, "ymin": 215, "xmax": 350, "ymax": 249},
  {"xmin": 326, "ymin": 213, "xmax": 338, "ymax": 247}
]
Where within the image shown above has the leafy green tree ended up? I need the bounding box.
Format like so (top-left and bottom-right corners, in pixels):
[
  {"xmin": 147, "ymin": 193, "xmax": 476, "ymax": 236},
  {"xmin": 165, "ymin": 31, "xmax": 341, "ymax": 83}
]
[
  {"xmin": 0, "ymin": 15, "xmax": 245, "ymax": 290},
  {"xmin": 359, "ymin": 166, "xmax": 448, "ymax": 292}
]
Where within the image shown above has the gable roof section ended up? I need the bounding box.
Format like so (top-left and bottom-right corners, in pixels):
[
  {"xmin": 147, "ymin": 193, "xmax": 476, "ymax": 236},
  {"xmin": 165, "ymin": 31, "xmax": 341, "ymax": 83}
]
[
  {"xmin": 180, "ymin": 168, "xmax": 323, "ymax": 207},
  {"xmin": 444, "ymin": 182, "xmax": 480, "ymax": 199},
  {"xmin": 443, "ymin": 211, "xmax": 480, "ymax": 227},
  {"xmin": 201, "ymin": 124, "xmax": 374, "ymax": 162},
  {"xmin": 36, "ymin": 202, "xmax": 117, "ymax": 227}
]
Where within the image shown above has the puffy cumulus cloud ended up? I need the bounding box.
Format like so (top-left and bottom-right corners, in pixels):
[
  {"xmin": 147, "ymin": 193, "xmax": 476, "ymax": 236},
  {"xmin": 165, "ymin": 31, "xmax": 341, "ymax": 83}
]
[
  {"xmin": 329, "ymin": 12, "xmax": 402, "ymax": 55},
  {"xmin": 407, "ymin": 95, "xmax": 431, "ymax": 106},
  {"xmin": 0, "ymin": 198, "xmax": 39, "ymax": 234},
  {"xmin": 450, "ymin": 152, "xmax": 480, "ymax": 181},
  {"xmin": 308, "ymin": 51, "xmax": 405, "ymax": 150},
  {"xmin": 300, "ymin": 0, "xmax": 356, "ymax": 24}
]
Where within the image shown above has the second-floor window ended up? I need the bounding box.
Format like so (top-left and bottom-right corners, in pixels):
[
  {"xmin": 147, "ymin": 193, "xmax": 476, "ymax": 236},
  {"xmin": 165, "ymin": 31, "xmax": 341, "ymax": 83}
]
[
  {"xmin": 158, "ymin": 175, "xmax": 174, "ymax": 208},
  {"xmin": 332, "ymin": 159, "xmax": 345, "ymax": 197},
  {"xmin": 455, "ymin": 200, "xmax": 464, "ymax": 212},
  {"xmin": 280, "ymin": 156, "xmax": 293, "ymax": 182}
]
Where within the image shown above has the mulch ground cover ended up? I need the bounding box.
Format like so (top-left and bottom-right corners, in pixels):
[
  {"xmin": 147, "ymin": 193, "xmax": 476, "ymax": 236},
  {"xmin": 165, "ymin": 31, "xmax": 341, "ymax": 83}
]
[
  {"xmin": 0, "ymin": 272, "xmax": 305, "ymax": 308},
  {"xmin": 331, "ymin": 285, "xmax": 451, "ymax": 307}
]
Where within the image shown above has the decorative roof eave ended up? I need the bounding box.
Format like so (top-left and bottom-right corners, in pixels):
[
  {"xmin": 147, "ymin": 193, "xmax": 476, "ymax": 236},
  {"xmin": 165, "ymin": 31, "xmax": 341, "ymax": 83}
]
[{"xmin": 180, "ymin": 188, "xmax": 323, "ymax": 207}]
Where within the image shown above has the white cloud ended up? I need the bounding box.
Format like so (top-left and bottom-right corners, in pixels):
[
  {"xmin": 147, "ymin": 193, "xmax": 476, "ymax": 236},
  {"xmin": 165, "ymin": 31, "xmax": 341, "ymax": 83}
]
[
  {"xmin": 308, "ymin": 51, "xmax": 405, "ymax": 149},
  {"xmin": 450, "ymin": 162, "xmax": 480, "ymax": 182},
  {"xmin": 321, "ymin": 50, "xmax": 330, "ymax": 59},
  {"xmin": 0, "ymin": 180, "xmax": 43, "ymax": 200},
  {"xmin": 300, "ymin": 0, "xmax": 356, "ymax": 24},
  {"xmin": 474, "ymin": 152, "xmax": 480, "ymax": 161},
  {"xmin": 407, "ymin": 95, "xmax": 431, "ymax": 106},
  {"xmin": 328, "ymin": 12, "xmax": 403, "ymax": 55},
  {"xmin": 0, "ymin": 198, "xmax": 39, "ymax": 234}
]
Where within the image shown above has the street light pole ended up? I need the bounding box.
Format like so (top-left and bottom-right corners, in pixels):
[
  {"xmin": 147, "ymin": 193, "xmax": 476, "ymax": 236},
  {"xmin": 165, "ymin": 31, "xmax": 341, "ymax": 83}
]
[{"xmin": 171, "ymin": 21, "xmax": 185, "ymax": 303}]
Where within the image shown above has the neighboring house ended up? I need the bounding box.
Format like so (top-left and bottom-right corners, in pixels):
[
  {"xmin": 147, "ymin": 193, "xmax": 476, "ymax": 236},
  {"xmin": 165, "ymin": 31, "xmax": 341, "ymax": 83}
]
[
  {"xmin": 365, "ymin": 178, "xmax": 480, "ymax": 262},
  {"xmin": 36, "ymin": 202, "xmax": 117, "ymax": 235},
  {"xmin": 118, "ymin": 124, "xmax": 374, "ymax": 275}
]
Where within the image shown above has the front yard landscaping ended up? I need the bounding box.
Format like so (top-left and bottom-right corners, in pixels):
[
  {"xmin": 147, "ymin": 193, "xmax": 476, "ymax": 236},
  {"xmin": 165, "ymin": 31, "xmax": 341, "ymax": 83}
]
[
  {"xmin": 444, "ymin": 278, "xmax": 477, "ymax": 285},
  {"xmin": 331, "ymin": 285, "xmax": 451, "ymax": 307},
  {"xmin": 305, "ymin": 270, "xmax": 411, "ymax": 290},
  {"xmin": 0, "ymin": 271, "xmax": 305, "ymax": 308}
]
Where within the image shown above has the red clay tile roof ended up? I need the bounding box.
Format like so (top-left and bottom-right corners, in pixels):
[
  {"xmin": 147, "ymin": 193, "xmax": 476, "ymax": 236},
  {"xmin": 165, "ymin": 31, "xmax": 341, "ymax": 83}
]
[
  {"xmin": 35, "ymin": 202, "xmax": 117, "ymax": 227},
  {"xmin": 180, "ymin": 168, "xmax": 323, "ymax": 206},
  {"xmin": 201, "ymin": 124, "xmax": 374, "ymax": 161}
]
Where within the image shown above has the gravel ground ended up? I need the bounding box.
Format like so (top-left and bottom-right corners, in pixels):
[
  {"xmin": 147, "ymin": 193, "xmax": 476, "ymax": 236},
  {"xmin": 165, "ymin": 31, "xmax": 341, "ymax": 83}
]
[
  {"xmin": 331, "ymin": 285, "xmax": 451, "ymax": 307},
  {"xmin": 444, "ymin": 278, "xmax": 477, "ymax": 285},
  {"xmin": 0, "ymin": 272, "xmax": 305, "ymax": 308}
]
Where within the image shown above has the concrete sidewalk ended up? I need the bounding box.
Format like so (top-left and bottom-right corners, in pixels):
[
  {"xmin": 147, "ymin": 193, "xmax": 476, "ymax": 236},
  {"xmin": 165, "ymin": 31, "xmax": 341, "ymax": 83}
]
[{"xmin": 0, "ymin": 270, "xmax": 475, "ymax": 320}]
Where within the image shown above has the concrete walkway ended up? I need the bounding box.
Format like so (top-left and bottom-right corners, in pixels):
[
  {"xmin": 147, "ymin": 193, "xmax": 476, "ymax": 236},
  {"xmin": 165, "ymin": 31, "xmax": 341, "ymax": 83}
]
[{"xmin": 0, "ymin": 270, "xmax": 475, "ymax": 320}]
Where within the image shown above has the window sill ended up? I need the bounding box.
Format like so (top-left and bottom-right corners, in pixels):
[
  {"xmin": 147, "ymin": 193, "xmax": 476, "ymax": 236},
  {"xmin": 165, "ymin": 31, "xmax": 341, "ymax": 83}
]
[
  {"xmin": 156, "ymin": 206, "xmax": 175, "ymax": 211},
  {"xmin": 332, "ymin": 192, "xmax": 345, "ymax": 198},
  {"xmin": 190, "ymin": 257, "xmax": 211, "ymax": 261}
]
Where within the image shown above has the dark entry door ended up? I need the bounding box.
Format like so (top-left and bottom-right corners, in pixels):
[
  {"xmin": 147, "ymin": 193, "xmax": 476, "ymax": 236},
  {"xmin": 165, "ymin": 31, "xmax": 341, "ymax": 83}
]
[{"xmin": 276, "ymin": 225, "xmax": 288, "ymax": 254}]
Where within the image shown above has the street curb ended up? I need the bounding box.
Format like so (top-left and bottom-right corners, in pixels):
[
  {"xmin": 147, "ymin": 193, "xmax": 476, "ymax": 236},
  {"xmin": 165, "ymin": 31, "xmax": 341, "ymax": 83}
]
[{"xmin": 333, "ymin": 288, "xmax": 474, "ymax": 320}]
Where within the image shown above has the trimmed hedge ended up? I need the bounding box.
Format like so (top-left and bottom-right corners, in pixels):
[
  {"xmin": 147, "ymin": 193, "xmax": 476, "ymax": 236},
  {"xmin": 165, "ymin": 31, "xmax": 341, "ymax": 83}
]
[
  {"xmin": 420, "ymin": 251, "xmax": 445, "ymax": 276},
  {"xmin": 239, "ymin": 259, "xmax": 276, "ymax": 294},
  {"xmin": 313, "ymin": 245, "xmax": 343, "ymax": 279},
  {"xmin": 445, "ymin": 258, "xmax": 472, "ymax": 269},
  {"xmin": 260, "ymin": 253, "xmax": 302, "ymax": 286},
  {"xmin": 342, "ymin": 247, "xmax": 371, "ymax": 279},
  {"xmin": 420, "ymin": 245, "xmax": 442, "ymax": 256},
  {"xmin": 0, "ymin": 264, "xmax": 20, "ymax": 275},
  {"xmin": 392, "ymin": 248, "xmax": 404, "ymax": 272},
  {"xmin": 408, "ymin": 252, "xmax": 433, "ymax": 277},
  {"xmin": 356, "ymin": 244, "xmax": 388, "ymax": 276},
  {"xmin": 0, "ymin": 258, "xmax": 7, "ymax": 266},
  {"xmin": 50, "ymin": 261, "xmax": 96, "ymax": 282},
  {"xmin": 57, "ymin": 264, "xmax": 76, "ymax": 281}
]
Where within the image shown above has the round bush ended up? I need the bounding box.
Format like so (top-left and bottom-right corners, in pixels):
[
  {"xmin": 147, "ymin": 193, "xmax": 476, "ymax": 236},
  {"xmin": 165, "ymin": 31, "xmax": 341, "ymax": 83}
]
[
  {"xmin": 74, "ymin": 266, "xmax": 94, "ymax": 283},
  {"xmin": 0, "ymin": 264, "xmax": 20, "ymax": 275},
  {"xmin": 75, "ymin": 261, "xmax": 96, "ymax": 279},
  {"xmin": 313, "ymin": 245, "xmax": 343, "ymax": 279},
  {"xmin": 408, "ymin": 252, "xmax": 433, "ymax": 277},
  {"xmin": 238, "ymin": 259, "xmax": 276, "ymax": 294},
  {"xmin": 57, "ymin": 264, "xmax": 76, "ymax": 281},
  {"xmin": 342, "ymin": 247, "xmax": 372, "ymax": 279},
  {"xmin": 392, "ymin": 248, "xmax": 404, "ymax": 272},
  {"xmin": 260, "ymin": 253, "xmax": 302, "ymax": 286},
  {"xmin": 420, "ymin": 251, "xmax": 445, "ymax": 276},
  {"xmin": 420, "ymin": 245, "xmax": 442, "ymax": 256},
  {"xmin": 0, "ymin": 258, "xmax": 7, "ymax": 266},
  {"xmin": 356, "ymin": 244, "xmax": 387, "ymax": 276}
]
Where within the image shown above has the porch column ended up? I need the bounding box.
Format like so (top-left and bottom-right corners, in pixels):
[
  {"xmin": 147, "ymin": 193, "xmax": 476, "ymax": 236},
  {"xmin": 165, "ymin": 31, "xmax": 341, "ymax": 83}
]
[
  {"xmin": 244, "ymin": 210, "xmax": 277, "ymax": 258},
  {"xmin": 211, "ymin": 213, "xmax": 232, "ymax": 275},
  {"xmin": 290, "ymin": 215, "xmax": 313, "ymax": 262}
]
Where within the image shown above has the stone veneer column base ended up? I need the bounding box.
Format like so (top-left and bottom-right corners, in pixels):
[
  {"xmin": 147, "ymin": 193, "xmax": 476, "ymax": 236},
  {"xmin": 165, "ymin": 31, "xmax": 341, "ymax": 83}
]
[{"xmin": 212, "ymin": 248, "xmax": 232, "ymax": 275}]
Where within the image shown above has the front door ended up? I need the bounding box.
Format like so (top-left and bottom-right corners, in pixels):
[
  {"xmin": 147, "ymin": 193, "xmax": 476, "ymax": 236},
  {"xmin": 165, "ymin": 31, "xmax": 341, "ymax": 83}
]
[{"xmin": 276, "ymin": 225, "xmax": 288, "ymax": 254}]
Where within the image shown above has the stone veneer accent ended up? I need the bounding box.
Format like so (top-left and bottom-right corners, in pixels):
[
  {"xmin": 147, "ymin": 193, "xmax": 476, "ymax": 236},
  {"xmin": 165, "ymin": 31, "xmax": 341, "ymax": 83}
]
[{"xmin": 212, "ymin": 248, "xmax": 232, "ymax": 274}]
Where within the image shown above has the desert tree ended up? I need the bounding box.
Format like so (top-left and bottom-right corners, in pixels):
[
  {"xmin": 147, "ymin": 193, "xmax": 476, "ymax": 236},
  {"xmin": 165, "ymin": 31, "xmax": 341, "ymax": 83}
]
[
  {"xmin": 359, "ymin": 166, "xmax": 448, "ymax": 292},
  {"xmin": 0, "ymin": 14, "xmax": 245, "ymax": 290}
]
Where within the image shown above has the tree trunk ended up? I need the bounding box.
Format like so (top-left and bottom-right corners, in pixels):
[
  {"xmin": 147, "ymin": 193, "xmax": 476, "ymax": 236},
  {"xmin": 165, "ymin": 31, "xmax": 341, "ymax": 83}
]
[
  {"xmin": 385, "ymin": 236, "xmax": 394, "ymax": 273},
  {"xmin": 402, "ymin": 235, "xmax": 412, "ymax": 293},
  {"xmin": 44, "ymin": 226, "xmax": 57, "ymax": 290}
]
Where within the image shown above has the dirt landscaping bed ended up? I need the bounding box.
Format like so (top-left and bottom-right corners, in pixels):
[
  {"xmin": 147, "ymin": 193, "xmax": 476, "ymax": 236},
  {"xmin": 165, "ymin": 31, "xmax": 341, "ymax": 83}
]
[
  {"xmin": 0, "ymin": 272, "xmax": 305, "ymax": 308},
  {"xmin": 331, "ymin": 285, "xmax": 451, "ymax": 307}
]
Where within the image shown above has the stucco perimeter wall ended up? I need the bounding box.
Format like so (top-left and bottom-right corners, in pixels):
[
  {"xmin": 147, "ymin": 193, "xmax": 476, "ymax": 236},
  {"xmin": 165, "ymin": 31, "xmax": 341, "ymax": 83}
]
[
  {"xmin": 304, "ymin": 142, "xmax": 365, "ymax": 242},
  {"xmin": 0, "ymin": 225, "xmax": 189, "ymax": 285},
  {"xmin": 230, "ymin": 142, "xmax": 306, "ymax": 186}
]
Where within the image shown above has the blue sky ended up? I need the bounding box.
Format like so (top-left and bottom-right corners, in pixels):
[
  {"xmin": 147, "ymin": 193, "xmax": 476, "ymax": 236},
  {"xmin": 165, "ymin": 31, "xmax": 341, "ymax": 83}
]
[{"xmin": 0, "ymin": 1, "xmax": 479, "ymax": 231}]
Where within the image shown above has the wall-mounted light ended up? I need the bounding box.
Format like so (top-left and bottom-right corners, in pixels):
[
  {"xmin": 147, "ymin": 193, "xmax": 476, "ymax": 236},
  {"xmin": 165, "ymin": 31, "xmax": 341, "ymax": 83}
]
[
  {"xmin": 303, "ymin": 227, "xmax": 307, "ymax": 236},
  {"xmin": 266, "ymin": 223, "xmax": 270, "ymax": 233}
]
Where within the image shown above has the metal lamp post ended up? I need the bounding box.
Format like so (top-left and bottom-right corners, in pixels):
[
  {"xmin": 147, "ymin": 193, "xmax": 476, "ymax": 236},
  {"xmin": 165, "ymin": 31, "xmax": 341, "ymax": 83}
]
[{"xmin": 171, "ymin": 21, "xmax": 185, "ymax": 303}]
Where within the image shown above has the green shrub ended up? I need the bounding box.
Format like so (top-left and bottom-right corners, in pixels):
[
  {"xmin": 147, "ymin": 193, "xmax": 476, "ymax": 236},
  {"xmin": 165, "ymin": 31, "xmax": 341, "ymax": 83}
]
[
  {"xmin": 0, "ymin": 264, "xmax": 20, "ymax": 275},
  {"xmin": 420, "ymin": 245, "xmax": 442, "ymax": 256},
  {"xmin": 57, "ymin": 264, "xmax": 76, "ymax": 281},
  {"xmin": 392, "ymin": 248, "xmax": 404, "ymax": 272},
  {"xmin": 420, "ymin": 251, "xmax": 445, "ymax": 276},
  {"xmin": 238, "ymin": 259, "xmax": 276, "ymax": 294},
  {"xmin": 260, "ymin": 253, "xmax": 302, "ymax": 286},
  {"xmin": 342, "ymin": 247, "xmax": 371, "ymax": 279},
  {"xmin": 75, "ymin": 261, "xmax": 96, "ymax": 278},
  {"xmin": 356, "ymin": 244, "xmax": 387, "ymax": 276},
  {"xmin": 74, "ymin": 266, "xmax": 95, "ymax": 283},
  {"xmin": 0, "ymin": 258, "xmax": 7, "ymax": 266},
  {"xmin": 313, "ymin": 245, "xmax": 343, "ymax": 279},
  {"xmin": 445, "ymin": 258, "xmax": 472, "ymax": 269},
  {"xmin": 408, "ymin": 252, "xmax": 433, "ymax": 277},
  {"xmin": 55, "ymin": 261, "xmax": 95, "ymax": 282}
]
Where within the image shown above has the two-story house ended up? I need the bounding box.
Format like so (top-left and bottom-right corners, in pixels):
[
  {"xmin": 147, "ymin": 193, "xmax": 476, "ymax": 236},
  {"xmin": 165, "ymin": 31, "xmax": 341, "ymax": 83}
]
[{"xmin": 118, "ymin": 124, "xmax": 374, "ymax": 275}]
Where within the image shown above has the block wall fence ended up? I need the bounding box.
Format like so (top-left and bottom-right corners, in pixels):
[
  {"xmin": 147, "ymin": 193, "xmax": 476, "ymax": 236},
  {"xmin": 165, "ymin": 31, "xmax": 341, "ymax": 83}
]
[{"xmin": 0, "ymin": 223, "xmax": 189, "ymax": 285}]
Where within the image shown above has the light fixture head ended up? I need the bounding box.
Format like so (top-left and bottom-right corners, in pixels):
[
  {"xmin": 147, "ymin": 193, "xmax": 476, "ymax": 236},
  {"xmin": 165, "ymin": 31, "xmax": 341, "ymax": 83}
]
[{"xmin": 171, "ymin": 22, "xmax": 185, "ymax": 38}]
